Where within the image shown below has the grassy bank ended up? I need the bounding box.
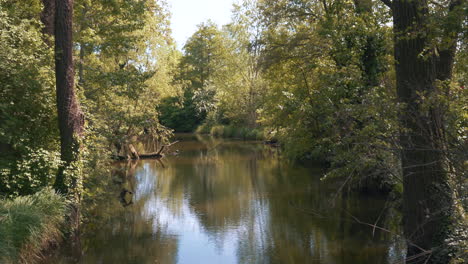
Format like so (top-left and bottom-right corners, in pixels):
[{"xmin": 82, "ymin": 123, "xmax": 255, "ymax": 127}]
[
  {"xmin": 0, "ymin": 188, "xmax": 68, "ymax": 264},
  {"xmin": 196, "ymin": 123, "xmax": 265, "ymax": 140}
]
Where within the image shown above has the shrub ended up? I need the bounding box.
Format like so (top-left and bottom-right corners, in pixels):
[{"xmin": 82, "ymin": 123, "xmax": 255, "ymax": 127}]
[
  {"xmin": 158, "ymin": 94, "xmax": 205, "ymax": 132},
  {"xmin": 0, "ymin": 148, "xmax": 61, "ymax": 198},
  {"xmin": 0, "ymin": 188, "xmax": 68, "ymax": 264},
  {"xmin": 195, "ymin": 122, "xmax": 213, "ymax": 134},
  {"xmin": 245, "ymin": 129, "xmax": 265, "ymax": 140},
  {"xmin": 210, "ymin": 125, "xmax": 224, "ymax": 137},
  {"xmin": 208, "ymin": 125, "xmax": 265, "ymax": 140},
  {"xmin": 255, "ymin": 129, "xmax": 265, "ymax": 140},
  {"xmin": 222, "ymin": 125, "xmax": 235, "ymax": 138}
]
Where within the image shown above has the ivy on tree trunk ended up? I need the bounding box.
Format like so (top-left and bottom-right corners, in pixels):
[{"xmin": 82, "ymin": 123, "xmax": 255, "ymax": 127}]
[
  {"xmin": 42, "ymin": 0, "xmax": 84, "ymax": 194},
  {"xmin": 390, "ymin": 0, "xmax": 463, "ymax": 262}
]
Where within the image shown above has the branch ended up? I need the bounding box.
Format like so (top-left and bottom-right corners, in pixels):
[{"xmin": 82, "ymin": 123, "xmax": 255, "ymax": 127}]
[
  {"xmin": 321, "ymin": 0, "xmax": 329, "ymax": 13},
  {"xmin": 429, "ymin": 0, "xmax": 445, "ymax": 8},
  {"xmin": 156, "ymin": 140, "xmax": 180, "ymax": 155},
  {"xmin": 380, "ymin": 0, "xmax": 392, "ymax": 9},
  {"xmin": 156, "ymin": 145, "xmax": 165, "ymax": 155}
]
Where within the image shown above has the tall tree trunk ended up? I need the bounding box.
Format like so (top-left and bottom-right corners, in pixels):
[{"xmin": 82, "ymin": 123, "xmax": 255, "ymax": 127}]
[
  {"xmin": 392, "ymin": 0, "xmax": 461, "ymax": 262},
  {"xmin": 53, "ymin": 0, "xmax": 84, "ymax": 194}
]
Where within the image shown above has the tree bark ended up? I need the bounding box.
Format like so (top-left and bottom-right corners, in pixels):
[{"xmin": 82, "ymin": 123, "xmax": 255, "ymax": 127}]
[
  {"xmin": 53, "ymin": 0, "xmax": 84, "ymax": 194},
  {"xmin": 392, "ymin": 0, "xmax": 461, "ymax": 262}
]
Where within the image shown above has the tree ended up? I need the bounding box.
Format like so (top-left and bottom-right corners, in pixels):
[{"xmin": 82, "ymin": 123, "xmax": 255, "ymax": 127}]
[
  {"xmin": 181, "ymin": 21, "xmax": 227, "ymax": 90},
  {"xmin": 256, "ymin": 0, "xmax": 399, "ymax": 193},
  {"xmin": 73, "ymin": 0, "xmax": 175, "ymax": 155},
  {"xmin": 159, "ymin": 22, "xmax": 228, "ymax": 132},
  {"xmin": 41, "ymin": 0, "xmax": 84, "ymax": 193},
  {"xmin": 214, "ymin": 1, "xmax": 267, "ymax": 128},
  {"xmin": 385, "ymin": 0, "xmax": 466, "ymax": 262}
]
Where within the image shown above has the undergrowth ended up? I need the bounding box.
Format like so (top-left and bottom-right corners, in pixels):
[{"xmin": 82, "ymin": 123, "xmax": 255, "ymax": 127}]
[{"xmin": 0, "ymin": 188, "xmax": 68, "ymax": 264}]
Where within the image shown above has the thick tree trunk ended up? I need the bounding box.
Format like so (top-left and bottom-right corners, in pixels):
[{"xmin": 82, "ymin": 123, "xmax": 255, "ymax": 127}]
[
  {"xmin": 53, "ymin": 0, "xmax": 84, "ymax": 194},
  {"xmin": 392, "ymin": 0, "xmax": 459, "ymax": 262}
]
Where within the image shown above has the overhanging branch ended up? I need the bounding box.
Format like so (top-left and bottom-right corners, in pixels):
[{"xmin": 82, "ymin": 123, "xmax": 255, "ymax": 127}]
[{"xmin": 380, "ymin": 0, "xmax": 392, "ymax": 9}]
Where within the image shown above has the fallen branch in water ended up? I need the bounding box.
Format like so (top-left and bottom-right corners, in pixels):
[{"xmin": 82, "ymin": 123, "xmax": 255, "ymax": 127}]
[
  {"xmin": 111, "ymin": 153, "xmax": 162, "ymax": 160},
  {"xmin": 111, "ymin": 141, "xmax": 180, "ymax": 160}
]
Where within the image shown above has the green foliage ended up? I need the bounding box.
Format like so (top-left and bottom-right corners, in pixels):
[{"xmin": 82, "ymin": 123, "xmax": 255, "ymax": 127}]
[
  {"xmin": 209, "ymin": 125, "xmax": 264, "ymax": 140},
  {"xmin": 161, "ymin": 4, "xmax": 268, "ymax": 132},
  {"xmin": 159, "ymin": 21, "xmax": 230, "ymax": 132},
  {"xmin": 158, "ymin": 94, "xmax": 203, "ymax": 132},
  {"xmin": 196, "ymin": 121, "xmax": 214, "ymax": 134},
  {"xmin": 0, "ymin": 149, "xmax": 61, "ymax": 198},
  {"xmin": 179, "ymin": 21, "xmax": 229, "ymax": 90},
  {"xmin": 0, "ymin": 2, "xmax": 62, "ymax": 197},
  {"xmin": 0, "ymin": 188, "xmax": 68, "ymax": 264},
  {"xmin": 256, "ymin": 0, "xmax": 398, "ymax": 192},
  {"xmin": 210, "ymin": 125, "xmax": 225, "ymax": 137},
  {"xmin": 76, "ymin": 0, "xmax": 175, "ymax": 154},
  {"xmin": 0, "ymin": 4, "xmax": 57, "ymax": 154},
  {"xmin": 0, "ymin": 0, "xmax": 176, "ymax": 197},
  {"xmin": 209, "ymin": 2, "xmax": 267, "ymax": 128}
]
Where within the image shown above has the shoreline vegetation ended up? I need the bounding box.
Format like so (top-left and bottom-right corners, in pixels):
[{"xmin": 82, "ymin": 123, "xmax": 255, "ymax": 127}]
[
  {"xmin": 0, "ymin": 188, "xmax": 68, "ymax": 264},
  {"xmin": 196, "ymin": 123, "xmax": 266, "ymax": 141}
]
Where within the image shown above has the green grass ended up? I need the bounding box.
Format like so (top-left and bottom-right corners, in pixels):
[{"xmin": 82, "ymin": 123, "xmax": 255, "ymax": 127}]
[{"xmin": 0, "ymin": 188, "xmax": 68, "ymax": 264}]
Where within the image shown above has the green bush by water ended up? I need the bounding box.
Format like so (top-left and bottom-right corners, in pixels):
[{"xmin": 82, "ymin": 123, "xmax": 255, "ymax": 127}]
[
  {"xmin": 0, "ymin": 148, "xmax": 62, "ymax": 197},
  {"xmin": 195, "ymin": 122, "xmax": 212, "ymax": 134},
  {"xmin": 205, "ymin": 124, "xmax": 264, "ymax": 140},
  {"xmin": 0, "ymin": 188, "xmax": 68, "ymax": 264}
]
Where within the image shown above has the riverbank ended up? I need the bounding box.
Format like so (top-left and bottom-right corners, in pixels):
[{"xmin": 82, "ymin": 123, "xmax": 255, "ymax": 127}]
[{"xmin": 0, "ymin": 188, "xmax": 68, "ymax": 264}]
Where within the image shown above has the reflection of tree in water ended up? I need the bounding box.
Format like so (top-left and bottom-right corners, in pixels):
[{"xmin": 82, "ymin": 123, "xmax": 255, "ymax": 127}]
[
  {"xmin": 56, "ymin": 160, "xmax": 179, "ymax": 264},
  {"xmin": 149, "ymin": 139, "xmax": 278, "ymax": 255},
  {"xmin": 186, "ymin": 143, "xmax": 274, "ymax": 231},
  {"xmin": 60, "ymin": 138, "xmax": 404, "ymax": 264},
  {"xmin": 234, "ymin": 161, "xmax": 404, "ymax": 264},
  {"xmin": 165, "ymin": 139, "xmax": 402, "ymax": 264},
  {"xmin": 118, "ymin": 161, "xmax": 137, "ymax": 207}
]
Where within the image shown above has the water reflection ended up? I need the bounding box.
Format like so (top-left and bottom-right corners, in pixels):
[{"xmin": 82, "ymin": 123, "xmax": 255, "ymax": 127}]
[{"xmin": 52, "ymin": 135, "xmax": 404, "ymax": 264}]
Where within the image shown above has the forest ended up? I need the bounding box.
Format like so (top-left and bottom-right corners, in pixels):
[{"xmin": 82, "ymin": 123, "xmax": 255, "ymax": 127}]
[{"xmin": 0, "ymin": 0, "xmax": 466, "ymax": 263}]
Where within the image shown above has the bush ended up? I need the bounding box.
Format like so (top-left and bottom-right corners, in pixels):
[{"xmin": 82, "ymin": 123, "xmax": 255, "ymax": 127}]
[
  {"xmin": 0, "ymin": 148, "xmax": 61, "ymax": 198},
  {"xmin": 195, "ymin": 122, "xmax": 213, "ymax": 134},
  {"xmin": 223, "ymin": 125, "xmax": 236, "ymax": 138},
  {"xmin": 245, "ymin": 129, "xmax": 265, "ymax": 140},
  {"xmin": 0, "ymin": 188, "xmax": 68, "ymax": 264},
  {"xmin": 158, "ymin": 93, "xmax": 205, "ymax": 132},
  {"xmin": 208, "ymin": 125, "xmax": 265, "ymax": 140},
  {"xmin": 210, "ymin": 125, "xmax": 225, "ymax": 137},
  {"xmin": 255, "ymin": 129, "xmax": 265, "ymax": 140}
]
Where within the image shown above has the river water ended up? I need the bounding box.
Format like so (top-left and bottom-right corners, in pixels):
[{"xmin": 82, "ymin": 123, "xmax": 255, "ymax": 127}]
[{"xmin": 51, "ymin": 134, "xmax": 404, "ymax": 264}]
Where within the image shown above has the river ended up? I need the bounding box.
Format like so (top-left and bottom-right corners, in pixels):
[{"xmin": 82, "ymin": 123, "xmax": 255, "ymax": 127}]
[{"xmin": 50, "ymin": 134, "xmax": 405, "ymax": 264}]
